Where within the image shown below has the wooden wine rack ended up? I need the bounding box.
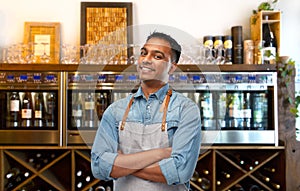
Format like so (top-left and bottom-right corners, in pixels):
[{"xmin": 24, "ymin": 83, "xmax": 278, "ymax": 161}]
[
  {"xmin": 0, "ymin": 146, "xmax": 114, "ymax": 191},
  {"xmin": 191, "ymin": 146, "xmax": 285, "ymax": 191},
  {"xmin": 0, "ymin": 146, "xmax": 285, "ymax": 191}
]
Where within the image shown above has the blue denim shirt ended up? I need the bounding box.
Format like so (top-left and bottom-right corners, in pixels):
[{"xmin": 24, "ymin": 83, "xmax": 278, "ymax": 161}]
[{"xmin": 91, "ymin": 84, "xmax": 201, "ymax": 187}]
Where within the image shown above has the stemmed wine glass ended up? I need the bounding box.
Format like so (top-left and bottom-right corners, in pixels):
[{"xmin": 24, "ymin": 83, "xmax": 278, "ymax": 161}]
[
  {"xmin": 40, "ymin": 42, "xmax": 51, "ymax": 63},
  {"xmin": 25, "ymin": 42, "xmax": 37, "ymax": 64}
]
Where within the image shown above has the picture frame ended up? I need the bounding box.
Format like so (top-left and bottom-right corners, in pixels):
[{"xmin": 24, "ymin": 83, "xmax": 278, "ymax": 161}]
[
  {"xmin": 80, "ymin": 2, "xmax": 133, "ymax": 62},
  {"xmin": 23, "ymin": 22, "xmax": 61, "ymax": 64}
]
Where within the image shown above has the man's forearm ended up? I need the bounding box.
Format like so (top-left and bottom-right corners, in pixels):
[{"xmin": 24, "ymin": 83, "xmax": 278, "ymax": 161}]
[
  {"xmin": 110, "ymin": 147, "xmax": 171, "ymax": 178},
  {"xmin": 132, "ymin": 164, "xmax": 167, "ymax": 183}
]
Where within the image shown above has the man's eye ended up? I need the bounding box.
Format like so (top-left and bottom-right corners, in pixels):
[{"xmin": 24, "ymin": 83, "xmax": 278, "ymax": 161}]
[
  {"xmin": 154, "ymin": 55, "xmax": 163, "ymax": 59},
  {"xmin": 140, "ymin": 50, "xmax": 147, "ymax": 56}
]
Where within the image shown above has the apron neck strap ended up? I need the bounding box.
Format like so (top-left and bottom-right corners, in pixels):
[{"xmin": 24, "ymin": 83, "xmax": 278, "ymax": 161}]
[{"xmin": 120, "ymin": 89, "xmax": 173, "ymax": 131}]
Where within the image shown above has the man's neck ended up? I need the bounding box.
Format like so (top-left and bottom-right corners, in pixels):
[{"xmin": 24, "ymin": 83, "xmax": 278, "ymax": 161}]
[{"xmin": 141, "ymin": 80, "xmax": 166, "ymax": 99}]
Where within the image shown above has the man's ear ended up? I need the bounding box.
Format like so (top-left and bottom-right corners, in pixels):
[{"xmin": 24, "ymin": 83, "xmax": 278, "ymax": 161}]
[{"xmin": 168, "ymin": 62, "xmax": 177, "ymax": 74}]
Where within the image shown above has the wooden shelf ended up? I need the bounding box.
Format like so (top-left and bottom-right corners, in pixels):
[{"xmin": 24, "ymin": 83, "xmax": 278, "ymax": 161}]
[{"xmin": 0, "ymin": 63, "xmax": 277, "ymax": 72}]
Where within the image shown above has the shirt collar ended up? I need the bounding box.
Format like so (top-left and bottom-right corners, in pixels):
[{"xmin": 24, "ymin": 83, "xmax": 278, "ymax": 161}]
[{"xmin": 134, "ymin": 83, "xmax": 170, "ymax": 102}]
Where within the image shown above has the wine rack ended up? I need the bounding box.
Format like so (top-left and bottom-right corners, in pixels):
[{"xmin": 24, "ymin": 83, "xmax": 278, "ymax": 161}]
[
  {"xmin": 0, "ymin": 147, "xmax": 114, "ymax": 191},
  {"xmin": 191, "ymin": 146, "xmax": 285, "ymax": 191}
]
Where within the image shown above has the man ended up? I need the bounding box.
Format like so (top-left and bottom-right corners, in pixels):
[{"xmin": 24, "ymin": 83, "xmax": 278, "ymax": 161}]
[{"xmin": 91, "ymin": 31, "xmax": 201, "ymax": 190}]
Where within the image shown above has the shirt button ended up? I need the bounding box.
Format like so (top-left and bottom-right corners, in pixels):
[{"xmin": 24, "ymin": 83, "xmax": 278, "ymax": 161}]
[{"xmin": 147, "ymin": 105, "xmax": 150, "ymax": 109}]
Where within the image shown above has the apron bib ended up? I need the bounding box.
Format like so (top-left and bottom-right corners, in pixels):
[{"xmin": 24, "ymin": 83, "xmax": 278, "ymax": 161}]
[{"xmin": 114, "ymin": 89, "xmax": 187, "ymax": 191}]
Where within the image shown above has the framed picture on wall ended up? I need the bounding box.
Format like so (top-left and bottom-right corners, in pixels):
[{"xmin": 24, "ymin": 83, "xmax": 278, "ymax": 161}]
[
  {"xmin": 80, "ymin": 2, "xmax": 133, "ymax": 63},
  {"xmin": 23, "ymin": 22, "xmax": 61, "ymax": 64}
]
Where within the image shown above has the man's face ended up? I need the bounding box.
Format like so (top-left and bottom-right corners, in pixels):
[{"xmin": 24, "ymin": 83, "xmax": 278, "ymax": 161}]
[{"xmin": 137, "ymin": 37, "xmax": 177, "ymax": 83}]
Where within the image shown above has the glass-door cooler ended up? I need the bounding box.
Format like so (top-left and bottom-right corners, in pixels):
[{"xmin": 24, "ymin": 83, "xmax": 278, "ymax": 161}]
[
  {"xmin": 66, "ymin": 71, "xmax": 139, "ymax": 146},
  {"xmin": 0, "ymin": 71, "xmax": 61, "ymax": 145}
]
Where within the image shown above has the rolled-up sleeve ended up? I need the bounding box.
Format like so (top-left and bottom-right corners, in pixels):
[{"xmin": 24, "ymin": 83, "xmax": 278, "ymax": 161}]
[
  {"xmin": 159, "ymin": 99, "xmax": 201, "ymax": 185},
  {"xmin": 91, "ymin": 105, "xmax": 120, "ymax": 181}
]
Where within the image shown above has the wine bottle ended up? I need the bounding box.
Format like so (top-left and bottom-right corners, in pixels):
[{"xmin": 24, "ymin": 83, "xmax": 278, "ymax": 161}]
[
  {"xmin": 34, "ymin": 93, "xmax": 44, "ymax": 127},
  {"xmin": 242, "ymin": 92, "xmax": 251, "ymax": 130},
  {"xmin": 191, "ymin": 170, "xmax": 211, "ymax": 190},
  {"xmin": 262, "ymin": 23, "xmax": 277, "ymax": 64},
  {"xmin": 199, "ymin": 92, "xmax": 214, "ymax": 130},
  {"xmin": 71, "ymin": 93, "xmax": 83, "ymax": 129},
  {"xmin": 84, "ymin": 92, "xmax": 95, "ymax": 128},
  {"xmin": 5, "ymin": 167, "xmax": 20, "ymax": 179},
  {"xmin": 21, "ymin": 92, "xmax": 33, "ymax": 127},
  {"xmin": 45, "ymin": 92, "xmax": 56, "ymax": 127},
  {"xmin": 96, "ymin": 92, "xmax": 108, "ymax": 121},
  {"xmin": 263, "ymin": 166, "xmax": 276, "ymax": 173},
  {"xmin": 5, "ymin": 167, "xmax": 22, "ymax": 190},
  {"xmin": 256, "ymin": 171, "xmax": 270, "ymax": 182},
  {"xmin": 197, "ymin": 177, "xmax": 211, "ymax": 190},
  {"xmin": 220, "ymin": 170, "xmax": 231, "ymax": 179},
  {"xmin": 9, "ymin": 92, "xmax": 21, "ymax": 127},
  {"xmin": 270, "ymin": 181, "xmax": 281, "ymax": 190}
]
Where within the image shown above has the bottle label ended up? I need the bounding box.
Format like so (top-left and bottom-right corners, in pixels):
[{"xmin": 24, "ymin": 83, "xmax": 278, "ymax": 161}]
[
  {"xmin": 35, "ymin": 110, "xmax": 42, "ymax": 118},
  {"xmin": 85, "ymin": 102, "xmax": 95, "ymax": 110},
  {"xmin": 72, "ymin": 109, "xmax": 83, "ymax": 117},
  {"xmin": 224, "ymin": 40, "xmax": 233, "ymax": 49},
  {"xmin": 204, "ymin": 40, "xmax": 213, "ymax": 48},
  {"xmin": 10, "ymin": 100, "xmax": 20, "ymax": 111},
  {"xmin": 22, "ymin": 109, "xmax": 32, "ymax": 119},
  {"xmin": 214, "ymin": 40, "xmax": 223, "ymax": 49},
  {"xmin": 262, "ymin": 47, "xmax": 276, "ymax": 63}
]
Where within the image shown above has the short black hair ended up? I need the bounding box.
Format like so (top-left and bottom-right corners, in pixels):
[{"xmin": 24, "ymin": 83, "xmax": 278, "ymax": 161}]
[{"xmin": 146, "ymin": 32, "xmax": 181, "ymax": 64}]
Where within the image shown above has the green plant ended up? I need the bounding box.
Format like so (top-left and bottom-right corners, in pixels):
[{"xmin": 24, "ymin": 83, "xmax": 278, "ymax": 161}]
[
  {"xmin": 251, "ymin": 0, "xmax": 278, "ymax": 24},
  {"xmin": 277, "ymin": 58, "xmax": 299, "ymax": 117}
]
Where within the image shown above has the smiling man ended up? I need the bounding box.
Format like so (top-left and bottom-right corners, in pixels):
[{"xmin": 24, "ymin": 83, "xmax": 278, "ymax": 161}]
[{"xmin": 91, "ymin": 31, "xmax": 201, "ymax": 191}]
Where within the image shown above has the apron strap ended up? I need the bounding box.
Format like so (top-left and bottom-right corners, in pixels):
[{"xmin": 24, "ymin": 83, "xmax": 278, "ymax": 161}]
[
  {"xmin": 120, "ymin": 96, "xmax": 135, "ymax": 130},
  {"xmin": 161, "ymin": 89, "xmax": 172, "ymax": 131},
  {"xmin": 120, "ymin": 89, "xmax": 172, "ymax": 131}
]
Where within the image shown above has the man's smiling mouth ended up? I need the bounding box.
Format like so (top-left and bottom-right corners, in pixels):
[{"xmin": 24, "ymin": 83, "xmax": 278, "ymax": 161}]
[{"xmin": 140, "ymin": 66, "xmax": 155, "ymax": 71}]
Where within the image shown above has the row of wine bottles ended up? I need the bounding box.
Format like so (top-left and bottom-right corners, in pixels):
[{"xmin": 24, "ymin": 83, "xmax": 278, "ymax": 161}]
[
  {"xmin": 69, "ymin": 91, "xmax": 110, "ymax": 129},
  {"xmin": 6, "ymin": 91, "xmax": 56, "ymax": 128},
  {"xmin": 186, "ymin": 91, "xmax": 270, "ymax": 130}
]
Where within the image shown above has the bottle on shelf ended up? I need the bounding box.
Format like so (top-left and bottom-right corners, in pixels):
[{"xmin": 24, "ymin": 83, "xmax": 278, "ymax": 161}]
[
  {"xmin": 242, "ymin": 92, "xmax": 251, "ymax": 130},
  {"xmin": 262, "ymin": 23, "xmax": 277, "ymax": 64},
  {"xmin": 263, "ymin": 166, "xmax": 276, "ymax": 173},
  {"xmin": 270, "ymin": 181, "xmax": 281, "ymax": 190},
  {"xmin": 256, "ymin": 171, "xmax": 270, "ymax": 182},
  {"xmin": 220, "ymin": 170, "xmax": 231, "ymax": 179},
  {"xmin": 34, "ymin": 92, "xmax": 45, "ymax": 127},
  {"xmin": 84, "ymin": 92, "xmax": 95, "ymax": 128},
  {"xmin": 45, "ymin": 92, "xmax": 56, "ymax": 127},
  {"xmin": 71, "ymin": 92, "xmax": 83, "ymax": 129},
  {"xmin": 9, "ymin": 92, "xmax": 21, "ymax": 127},
  {"xmin": 228, "ymin": 92, "xmax": 242, "ymax": 129},
  {"xmin": 96, "ymin": 92, "xmax": 108, "ymax": 121},
  {"xmin": 5, "ymin": 167, "xmax": 20, "ymax": 180},
  {"xmin": 198, "ymin": 92, "xmax": 215, "ymax": 130},
  {"xmin": 21, "ymin": 92, "xmax": 33, "ymax": 127},
  {"xmin": 191, "ymin": 170, "xmax": 211, "ymax": 190}
]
